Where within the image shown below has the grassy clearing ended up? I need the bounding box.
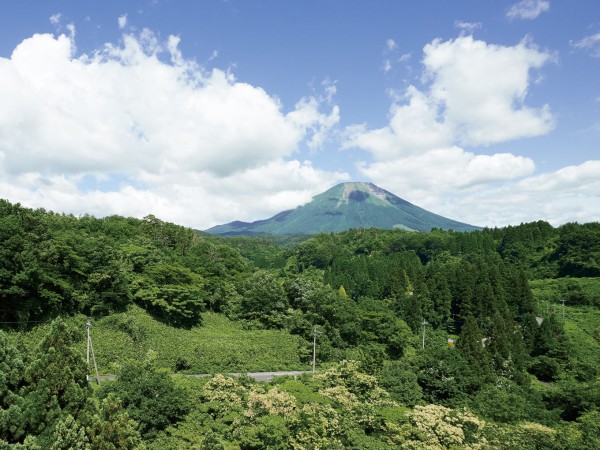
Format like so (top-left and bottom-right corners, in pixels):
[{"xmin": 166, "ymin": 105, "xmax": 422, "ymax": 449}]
[
  {"xmin": 530, "ymin": 278, "xmax": 600, "ymax": 378},
  {"xmin": 530, "ymin": 277, "xmax": 600, "ymax": 308},
  {"xmin": 562, "ymin": 305, "xmax": 600, "ymax": 371},
  {"xmin": 6, "ymin": 305, "xmax": 308, "ymax": 374}
]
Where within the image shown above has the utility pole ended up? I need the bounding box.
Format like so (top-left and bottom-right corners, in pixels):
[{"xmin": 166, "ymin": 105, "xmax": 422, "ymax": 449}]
[
  {"xmin": 86, "ymin": 319, "xmax": 100, "ymax": 385},
  {"xmin": 312, "ymin": 328, "xmax": 323, "ymax": 373},
  {"xmin": 560, "ymin": 298, "xmax": 566, "ymax": 318},
  {"xmin": 421, "ymin": 319, "xmax": 428, "ymax": 349}
]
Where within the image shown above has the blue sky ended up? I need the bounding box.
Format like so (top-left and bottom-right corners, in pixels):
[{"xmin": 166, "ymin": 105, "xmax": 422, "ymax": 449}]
[{"xmin": 0, "ymin": 0, "xmax": 598, "ymax": 229}]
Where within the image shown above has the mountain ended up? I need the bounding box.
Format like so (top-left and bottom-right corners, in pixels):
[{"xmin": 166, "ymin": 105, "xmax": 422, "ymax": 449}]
[{"xmin": 206, "ymin": 182, "xmax": 480, "ymax": 235}]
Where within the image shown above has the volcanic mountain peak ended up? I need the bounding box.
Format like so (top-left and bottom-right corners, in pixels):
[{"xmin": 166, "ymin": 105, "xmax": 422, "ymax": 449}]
[{"xmin": 206, "ymin": 182, "xmax": 479, "ymax": 235}]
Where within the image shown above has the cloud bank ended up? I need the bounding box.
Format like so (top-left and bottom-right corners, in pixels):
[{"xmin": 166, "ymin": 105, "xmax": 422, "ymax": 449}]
[
  {"xmin": 1, "ymin": 27, "xmax": 598, "ymax": 230},
  {"xmin": 0, "ymin": 30, "xmax": 346, "ymax": 228},
  {"xmin": 345, "ymin": 35, "xmax": 599, "ymax": 226}
]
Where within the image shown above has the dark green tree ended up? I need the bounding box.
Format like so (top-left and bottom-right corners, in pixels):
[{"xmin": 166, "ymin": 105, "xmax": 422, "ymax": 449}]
[
  {"xmin": 132, "ymin": 263, "xmax": 205, "ymax": 328},
  {"xmin": 240, "ymin": 270, "xmax": 289, "ymax": 329},
  {"xmin": 0, "ymin": 332, "xmax": 26, "ymax": 444},
  {"xmin": 457, "ymin": 316, "xmax": 494, "ymax": 385},
  {"xmin": 21, "ymin": 319, "xmax": 92, "ymax": 446},
  {"xmin": 98, "ymin": 354, "xmax": 189, "ymax": 439}
]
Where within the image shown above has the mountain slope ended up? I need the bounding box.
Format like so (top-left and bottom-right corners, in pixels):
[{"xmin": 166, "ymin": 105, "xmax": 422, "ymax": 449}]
[{"xmin": 206, "ymin": 182, "xmax": 480, "ymax": 235}]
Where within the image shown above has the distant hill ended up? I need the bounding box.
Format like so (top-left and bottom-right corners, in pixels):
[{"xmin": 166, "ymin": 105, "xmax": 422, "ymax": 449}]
[{"xmin": 206, "ymin": 182, "xmax": 480, "ymax": 235}]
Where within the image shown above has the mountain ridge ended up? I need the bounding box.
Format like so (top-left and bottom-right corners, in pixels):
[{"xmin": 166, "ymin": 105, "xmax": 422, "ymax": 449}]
[{"xmin": 206, "ymin": 182, "xmax": 480, "ymax": 235}]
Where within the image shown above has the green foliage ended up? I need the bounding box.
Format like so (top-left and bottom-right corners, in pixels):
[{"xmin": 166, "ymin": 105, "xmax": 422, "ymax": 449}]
[
  {"xmin": 287, "ymin": 403, "xmax": 346, "ymax": 449},
  {"xmin": 471, "ymin": 381, "xmax": 538, "ymax": 424},
  {"xmin": 87, "ymin": 395, "xmax": 145, "ymax": 450},
  {"xmin": 239, "ymin": 270, "xmax": 289, "ymax": 329},
  {"xmin": 378, "ymin": 360, "xmax": 422, "ymax": 407},
  {"xmin": 575, "ymin": 410, "xmax": 600, "ymax": 450},
  {"xmin": 553, "ymin": 222, "xmax": 600, "ymax": 277},
  {"xmin": 2, "ymin": 199, "xmax": 600, "ymax": 447},
  {"xmin": 457, "ymin": 315, "xmax": 494, "ymax": 384},
  {"xmin": 484, "ymin": 421, "xmax": 559, "ymax": 450},
  {"xmin": 21, "ymin": 319, "xmax": 91, "ymax": 444},
  {"xmin": 417, "ymin": 346, "xmax": 479, "ymax": 407},
  {"xmin": 132, "ymin": 263, "xmax": 205, "ymax": 328},
  {"xmin": 98, "ymin": 354, "xmax": 189, "ymax": 439},
  {"xmin": 24, "ymin": 307, "xmax": 304, "ymax": 374},
  {"xmin": 0, "ymin": 332, "xmax": 26, "ymax": 443},
  {"xmin": 398, "ymin": 404, "xmax": 487, "ymax": 449},
  {"xmin": 50, "ymin": 415, "xmax": 89, "ymax": 450}
]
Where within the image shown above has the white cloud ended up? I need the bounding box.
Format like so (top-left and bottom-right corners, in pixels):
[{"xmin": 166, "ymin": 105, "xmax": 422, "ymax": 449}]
[
  {"xmin": 386, "ymin": 39, "xmax": 397, "ymax": 51},
  {"xmin": 446, "ymin": 161, "xmax": 600, "ymax": 227},
  {"xmin": 382, "ymin": 59, "xmax": 392, "ymax": 73},
  {"xmin": 49, "ymin": 13, "xmax": 62, "ymax": 25},
  {"xmin": 0, "ymin": 31, "xmax": 345, "ymax": 229},
  {"xmin": 571, "ymin": 33, "xmax": 600, "ymax": 58},
  {"xmin": 454, "ymin": 20, "xmax": 482, "ymax": 34},
  {"xmin": 321, "ymin": 78, "xmax": 337, "ymax": 104},
  {"xmin": 423, "ymin": 36, "xmax": 555, "ymax": 145},
  {"xmin": 507, "ymin": 0, "xmax": 550, "ymax": 20},
  {"xmin": 347, "ymin": 36, "xmax": 554, "ymax": 155},
  {"xmin": 118, "ymin": 14, "xmax": 128, "ymax": 30},
  {"xmin": 358, "ymin": 147, "xmax": 535, "ymax": 194},
  {"xmin": 345, "ymin": 86, "xmax": 453, "ymax": 158},
  {"xmin": 344, "ymin": 35, "xmax": 566, "ymax": 226}
]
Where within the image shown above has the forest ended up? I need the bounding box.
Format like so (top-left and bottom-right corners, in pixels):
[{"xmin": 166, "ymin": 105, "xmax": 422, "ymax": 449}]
[{"xmin": 1, "ymin": 198, "xmax": 599, "ymax": 449}]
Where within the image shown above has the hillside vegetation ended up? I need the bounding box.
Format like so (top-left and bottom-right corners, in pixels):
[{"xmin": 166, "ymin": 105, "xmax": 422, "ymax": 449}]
[
  {"xmin": 6, "ymin": 306, "xmax": 305, "ymax": 374},
  {"xmin": 1, "ymin": 199, "xmax": 599, "ymax": 448}
]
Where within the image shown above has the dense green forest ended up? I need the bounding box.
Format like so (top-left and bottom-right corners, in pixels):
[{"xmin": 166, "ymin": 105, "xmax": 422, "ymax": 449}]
[{"xmin": 1, "ymin": 199, "xmax": 599, "ymax": 449}]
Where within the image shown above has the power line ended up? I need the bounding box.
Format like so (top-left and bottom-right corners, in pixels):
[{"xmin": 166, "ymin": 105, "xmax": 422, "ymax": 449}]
[{"xmin": 0, "ymin": 319, "xmax": 52, "ymax": 324}]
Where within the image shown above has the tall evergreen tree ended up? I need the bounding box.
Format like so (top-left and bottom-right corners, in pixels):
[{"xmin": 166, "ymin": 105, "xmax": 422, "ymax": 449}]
[
  {"xmin": 0, "ymin": 332, "xmax": 26, "ymax": 444},
  {"xmin": 457, "ymin": 316, "xmax": 494, "ymax": 385},
  {"xmin": 21, "ymin": 319, "xmax": 92, "ymax": 446},
  {"xmin": 487, "ymin": 312, "xmax": 512, "ymax": 377}
]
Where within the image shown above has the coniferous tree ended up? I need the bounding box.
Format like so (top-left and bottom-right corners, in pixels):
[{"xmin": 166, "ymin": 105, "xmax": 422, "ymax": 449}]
[
  {"xmin": 21, "ymin": 319, "xmax": 92, "ymax": 446},
  {"xmin": 0, "ymin": 332, "xmax": 26, "ymax": 444},
  {"xmin": 487, "ymin": 312, "xmax": 512, "ymax": 377},
  {"xmin": 457, "ymin": 316, "xmax": 494, "ymax": 385},
  {"xmin": 533, "ymin": 314, "xmax": 565, "ymax": 358}
]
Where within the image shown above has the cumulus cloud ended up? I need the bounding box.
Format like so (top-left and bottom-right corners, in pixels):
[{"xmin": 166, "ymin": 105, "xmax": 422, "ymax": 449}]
[
  {"xmin": 424, "ymin": 36, "xmax": 555, "ymax": 145},
  {"xmin": 344, "ymin": 35, "xmax": 566, "ymax": 225},
  {"xmin": 348, "ymin": 36, "xmax": 554, "ymax": 151},
  {"xmin": 0, "ymin": 30, "xmax": 345, "ymax": 229},
  {"xmin": 444, "ymin": 161, "xmax": 600, "ymax": 227},
  {"xmin": 507, "ymin": 0, "xmax": 550, "ymax": 20}
]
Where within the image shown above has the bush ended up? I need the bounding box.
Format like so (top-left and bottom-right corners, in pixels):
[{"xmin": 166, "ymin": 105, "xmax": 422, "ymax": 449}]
[{"xmin": 529, "ymin": 356, "xmax": 561, "ymax": 382}]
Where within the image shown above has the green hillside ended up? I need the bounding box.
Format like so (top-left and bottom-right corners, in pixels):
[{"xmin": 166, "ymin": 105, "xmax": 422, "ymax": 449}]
[
  {"xmin": 2, "ymin": 199, "xmax": 599, "ymax": 448},
  {"xmin": 206, "ymin": 182, "xmax": 480, "ymax": 235},
  {"xmin": 6, "ymin": 305, "xmax": 306, "ymax": 374}
]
